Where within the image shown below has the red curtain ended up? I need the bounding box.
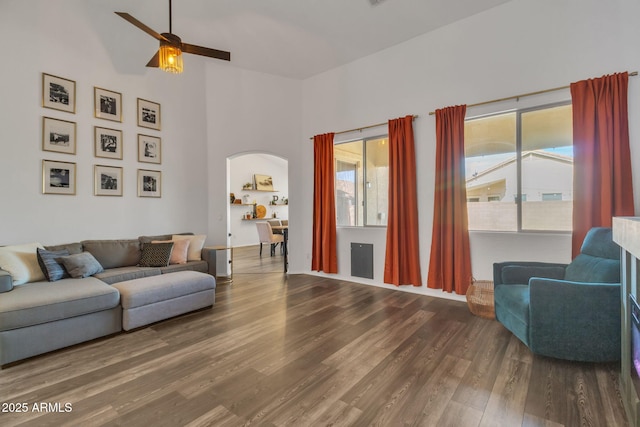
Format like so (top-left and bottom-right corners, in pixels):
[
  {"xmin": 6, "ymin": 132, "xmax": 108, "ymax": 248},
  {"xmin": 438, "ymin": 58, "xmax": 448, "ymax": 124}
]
[
  {"xmin": 427, "ymin": 105, "xmax": 472, "ymax": 294},
  {"xmin": 384, "ymin": 116, "xmax": 422, "ymax": 286},
  {"xmin": 570, "ymin": 73, "xmax": 635, "ymax": 256},
  {"xmin": 312, "ymin": 133, "xmax": 338, "ymax": 273}
]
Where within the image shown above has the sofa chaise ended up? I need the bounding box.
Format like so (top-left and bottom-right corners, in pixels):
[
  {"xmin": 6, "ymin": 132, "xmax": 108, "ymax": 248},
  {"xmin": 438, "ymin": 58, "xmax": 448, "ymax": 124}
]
[{"xmin": 0, "ymin": 233, "xmax": 218, "ymax": 366}]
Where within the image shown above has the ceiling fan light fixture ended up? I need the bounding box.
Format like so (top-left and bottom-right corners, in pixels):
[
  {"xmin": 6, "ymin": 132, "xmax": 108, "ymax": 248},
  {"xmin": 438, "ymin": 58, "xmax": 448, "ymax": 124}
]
[{"xmin": 159, "ymin": 33, "xmax": 183, "ymax": 74}]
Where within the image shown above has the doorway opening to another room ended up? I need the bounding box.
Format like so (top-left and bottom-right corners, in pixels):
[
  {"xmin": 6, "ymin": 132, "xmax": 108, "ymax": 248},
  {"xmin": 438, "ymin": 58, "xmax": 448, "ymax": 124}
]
[{"xmin": 227, "ymin": 152, "xmax": 289, "ymax": 275}]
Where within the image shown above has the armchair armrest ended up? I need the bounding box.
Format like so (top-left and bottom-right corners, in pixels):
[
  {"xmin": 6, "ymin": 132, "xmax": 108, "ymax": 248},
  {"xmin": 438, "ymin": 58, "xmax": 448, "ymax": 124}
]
[
  {"xmin": 493, "ymin": 261, "xmax": 567, "ymax": 286},
  {"xmin": 0, "ymin": 268, "xmax": 13, "ymax": 293},
  {"xmin": 528, "ymin": 277, "xmax": 621, "ymax": 362}
]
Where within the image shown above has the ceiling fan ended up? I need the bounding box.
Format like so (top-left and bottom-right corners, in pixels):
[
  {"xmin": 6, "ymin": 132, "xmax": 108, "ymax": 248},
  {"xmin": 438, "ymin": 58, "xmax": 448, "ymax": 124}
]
[{"xmin": 115, "ymin": 0, "xmax": 230, "ymax": 74}]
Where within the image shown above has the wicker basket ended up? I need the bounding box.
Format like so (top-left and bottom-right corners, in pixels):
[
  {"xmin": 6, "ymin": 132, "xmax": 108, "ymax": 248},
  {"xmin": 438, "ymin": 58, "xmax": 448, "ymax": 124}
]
[{"xmin": 466, "ymin": 280, "xmax": 495, "ymax": 319}]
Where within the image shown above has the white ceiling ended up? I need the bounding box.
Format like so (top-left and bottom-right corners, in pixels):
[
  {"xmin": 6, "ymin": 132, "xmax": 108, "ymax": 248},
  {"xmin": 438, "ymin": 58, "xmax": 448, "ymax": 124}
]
[{"xmin": 100, "ymin": 0, "xmax": 512, "ymax": 79}]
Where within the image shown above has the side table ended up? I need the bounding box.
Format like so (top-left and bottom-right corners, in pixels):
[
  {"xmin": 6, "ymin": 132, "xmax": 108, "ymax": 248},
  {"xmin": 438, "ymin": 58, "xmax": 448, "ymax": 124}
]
[{"xmin": 205, "ymin": 245, "xmax": 233, "ymax": 285}]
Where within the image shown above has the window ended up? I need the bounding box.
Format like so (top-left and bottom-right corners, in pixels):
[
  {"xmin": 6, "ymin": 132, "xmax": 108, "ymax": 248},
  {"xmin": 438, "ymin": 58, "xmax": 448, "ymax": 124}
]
[
  {"xmin": 334, "ymin": 136, "xmax": 389, "ymax": 226},
  {"xmin": 464, "ymin": 103, "xmax": 573, "ymax": 232}
]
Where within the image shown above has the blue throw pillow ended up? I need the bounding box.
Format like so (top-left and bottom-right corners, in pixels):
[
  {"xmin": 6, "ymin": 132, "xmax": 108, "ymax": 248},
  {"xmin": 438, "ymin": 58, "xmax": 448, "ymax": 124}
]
[
  {"xmin": 59, "ymin": 252, "xmax": 104, "ymax": 279},
  {"xmin": 37, "ymin": 248, "xmax": 70, "ymax": 282}
]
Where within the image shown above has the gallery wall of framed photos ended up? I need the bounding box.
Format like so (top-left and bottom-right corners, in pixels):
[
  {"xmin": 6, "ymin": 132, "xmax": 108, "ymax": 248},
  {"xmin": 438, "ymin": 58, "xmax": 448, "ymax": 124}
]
[{"xmin": 41, "ymin": 72, "xmax": 163, "ymax": 198}]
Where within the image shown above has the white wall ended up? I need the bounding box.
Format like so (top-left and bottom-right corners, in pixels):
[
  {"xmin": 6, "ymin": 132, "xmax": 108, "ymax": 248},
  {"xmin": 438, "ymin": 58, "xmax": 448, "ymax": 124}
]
[
  {"xmin": 297, "ymin": 0, "xmax": 640, "ymax": 297},
  {"xmin": 229, "ymin": 153, "xmax": 289, "ymax": 247},
  {"xmin": 0, "ymin": 0, "xmax": 210, "ymax": 245},
  {"xmin": 204, "ymin": 65, "xmax": 302, "ymax": 250}
]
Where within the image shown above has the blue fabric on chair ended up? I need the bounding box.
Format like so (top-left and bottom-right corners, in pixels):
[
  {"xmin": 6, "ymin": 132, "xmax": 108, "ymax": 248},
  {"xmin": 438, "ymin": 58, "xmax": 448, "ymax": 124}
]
[{"xmin": 493, "ymin": 227, "xmax": 621, "ymax": 362}]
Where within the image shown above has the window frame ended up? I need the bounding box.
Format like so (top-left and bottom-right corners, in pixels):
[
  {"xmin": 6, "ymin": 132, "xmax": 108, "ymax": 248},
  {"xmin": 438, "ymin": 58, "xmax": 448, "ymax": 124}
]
[
  {"xmin": 465, "ymin": 100, "xmax": 573, "ymax": 234},
  {"xmin": 334, "ymin": 134, "xmax": 389, "ymax": 228}
]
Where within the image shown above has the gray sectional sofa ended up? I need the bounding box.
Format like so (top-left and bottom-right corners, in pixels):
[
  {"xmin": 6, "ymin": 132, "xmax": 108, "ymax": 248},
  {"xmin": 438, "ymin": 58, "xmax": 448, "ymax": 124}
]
[{"xmin": 0, "ymin": 233, "xmax": 218, "ymax": 366}]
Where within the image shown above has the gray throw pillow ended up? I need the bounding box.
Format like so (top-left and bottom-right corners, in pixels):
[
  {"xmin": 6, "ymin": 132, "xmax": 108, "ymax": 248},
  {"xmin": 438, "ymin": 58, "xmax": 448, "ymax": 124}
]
[
  {"xmin": 37, "ymin": 248, "xmax": 70, "ymax": 282},
  {"xmin": 138, "ymin": 242, "xmax": 174, "ymax": 267},
  {"xmin": 60, "ymin": 252, "xmax": 104, "ymax": 279}
]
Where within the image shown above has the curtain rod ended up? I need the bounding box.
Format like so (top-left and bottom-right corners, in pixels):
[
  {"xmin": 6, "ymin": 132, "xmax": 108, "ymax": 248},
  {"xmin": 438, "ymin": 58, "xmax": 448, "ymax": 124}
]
[
  {"xmin": 309, "ymin": 115, "xmax": 418, "ymax": 140},
  {"xmin": 428, "ymin": 71, "xmax": 638, "ymax": 116}
]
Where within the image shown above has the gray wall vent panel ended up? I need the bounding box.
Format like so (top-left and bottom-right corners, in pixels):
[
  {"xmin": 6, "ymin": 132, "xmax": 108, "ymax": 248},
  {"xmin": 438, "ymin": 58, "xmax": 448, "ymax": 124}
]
[{"xmin": 351, "ymin": 243, "xmax": 374, "ymax": 279}]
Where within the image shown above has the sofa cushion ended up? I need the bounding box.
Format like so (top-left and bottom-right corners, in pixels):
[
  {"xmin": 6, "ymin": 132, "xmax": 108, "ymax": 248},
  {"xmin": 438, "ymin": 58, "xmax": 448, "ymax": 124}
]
[
  {"xmin": 93, "ymin": 266, "xmax": 161, "ymax": 285},
  {"xmin": 139, "ymin": 242, "xmax": 174, "ymax": 267},
  {"xmin": 81, "ymin": 239, "xmax": 141, "ymax": 269},
  {"xmin": 37, "ymin": 248, "xmax": 70, "ymax": 282},
  {"xmin": 0, "ymin": 243, "xmax": 46, "ymax": 285},
  {"xmin": 172, "ymin": 234, "xmax": 206, "ymax": 261},
  {"xmin": 159, "ymin": 260, "xmax": 208, "ymax": 275},
  {"xmin": 153, "ymin": 239, "xmax": 189, "ymax": 264},
  {"xmin": 60, "ymin": 252, "xmax": 104, "ymax": 278},
  {"xmin": 44, "ymin": 242, "xmax": 83, "ymax": 255},
  {"xmin": 0, "ymin": 277, "xmax": 119, "ymax": 331},
  {"xmin": 112, "ymin": 271, "xmax": 215, "ymax": 309},
  {"xmin": 138, "ymin": 233, "xmax": 193, "ymax": 248}
]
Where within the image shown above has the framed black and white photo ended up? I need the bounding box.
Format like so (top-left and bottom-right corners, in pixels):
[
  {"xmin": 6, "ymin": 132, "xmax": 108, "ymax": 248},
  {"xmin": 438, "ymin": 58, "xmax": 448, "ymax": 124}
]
[
  {"xmin": 137, "ymin": 98, "xmax": 161, "ymax": 130},
  {"xmin": 137, "ymin": 169, "xmax": 161, "ymax": 198},
  {"xmin": 42, "ymin": 117, "xmax": 76, "ymax": 155},
  {"xmin": 42, "ymin": 160, "xmax": 76, "ymax": 195},
  {"xmin": 42, "ymin": 73, "xmax": 76, "ymax": 113},
  {"xmin": 94, "ymin": 87, "xmax": 122, "ymax": 122},
  {"xmin": 94, "ymin": 126, "xmax": 123, "ymax": 159},
  {"xmin": 137, "ymin": 134, "xmax": 161, "ymax": 164},
  {"xmin": 94, "ymin": 165, "xmax": 123, "ymax": 196}
]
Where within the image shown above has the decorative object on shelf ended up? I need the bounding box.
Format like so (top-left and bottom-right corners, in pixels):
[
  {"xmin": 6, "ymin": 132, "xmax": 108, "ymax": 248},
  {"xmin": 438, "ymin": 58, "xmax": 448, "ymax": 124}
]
[
  {"xmin": 137, "ymin": 98, "xmax": 161, "ymax": 130},
  {"xmin": 230, "ymin": 193, "xmax": 235, "ymax": 203},
  {"xmin": 94, "ymin": 165, "xmax": 123, "ymax": 197},
  {"xmin": 233, "ymin": 199, "xmax": 242, "ymax": 205},
  {"xmin": 94, "ymin": 126, "xmax": 123, "ymax": 160},
  {"xmin": 243, "ymin": 182, "xmax": 253, "ymax": 190},
  {"xmin": 282, "ymin": 197, "xmax": 288, "ymax": 205},
  {"xmin": 256, "ymin": 205, "xmax": 267, "ymax": 219},
  {"xmin": 242, "ymin": 194, "xmax": 251, "ymax": 204},
  {"xmin": 42, "ymin": 159, "xmax": 76, "ymax": 195},
  {"xmin": 244, "ymin": 212, "xmax": 252, "ymax": 220},
  {"xmin": 254, "ymin": 174, "xmax": 274, "ymax": 191},
  {"xmin": 42, "ymin": 73, "xmax": 76, "ymax": 113},
  {"xmin": 269, "ymin": 195, "xmax": 279, "ymax": 205},
  {"xmin": 42, "ymin": 117, "xmax": 76, "ymax": 155},
  {"xmin": 94, "ymin": 87, "xmax": 122, "ymax": 122},
  {"xmin": 137, "ymin": 169, "xmax": 161, "ymax": 198},
  {"xmin": 138, "ymin": 134, "xmax": 161, "ymax": 164}
]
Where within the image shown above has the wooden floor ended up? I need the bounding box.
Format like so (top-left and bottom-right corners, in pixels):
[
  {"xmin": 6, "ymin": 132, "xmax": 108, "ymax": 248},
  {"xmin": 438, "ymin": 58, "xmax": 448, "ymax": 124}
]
[{"xmin": 0, "ymin": 247, "xmax": 628, "ymax": 426}]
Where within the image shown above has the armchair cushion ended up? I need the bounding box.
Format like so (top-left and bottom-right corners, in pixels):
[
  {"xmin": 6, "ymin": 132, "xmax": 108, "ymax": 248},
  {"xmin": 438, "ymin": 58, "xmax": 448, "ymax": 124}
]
[{"xmin": 564, "ymin": 254, "xmax": 620, "ymax": 283}]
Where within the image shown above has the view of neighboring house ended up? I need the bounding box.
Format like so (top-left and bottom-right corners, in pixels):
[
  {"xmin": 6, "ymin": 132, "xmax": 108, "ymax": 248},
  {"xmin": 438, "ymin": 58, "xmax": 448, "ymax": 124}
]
[{"xmin": 466, "ymin": 150, "xmax": 573, "ymax": 231}]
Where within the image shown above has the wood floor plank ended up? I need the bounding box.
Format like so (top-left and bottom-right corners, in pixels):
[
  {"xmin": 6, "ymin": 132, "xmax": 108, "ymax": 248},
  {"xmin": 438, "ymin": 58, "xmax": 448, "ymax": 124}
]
[
  {"xmin": 0, "ymin": 259, "xmax": 629, "ymax": 426},
  {"xmin": 479, "ymin": 356, "xmax": 533, "ymax": 427}
]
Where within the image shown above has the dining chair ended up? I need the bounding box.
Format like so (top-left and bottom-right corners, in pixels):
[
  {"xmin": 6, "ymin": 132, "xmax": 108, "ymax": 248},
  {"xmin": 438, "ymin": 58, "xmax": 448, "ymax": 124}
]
[
  {"xmin": 267, "ymin": 219, "xmax": 283, "ymax": 234},
  {"xmin": 255, "ymin": 222, "xmax": 284, "ymax": 256}
]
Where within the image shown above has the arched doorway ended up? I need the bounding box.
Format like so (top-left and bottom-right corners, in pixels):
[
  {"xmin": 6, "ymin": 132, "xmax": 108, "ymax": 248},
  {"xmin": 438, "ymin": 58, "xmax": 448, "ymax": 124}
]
[{"xmin": 227, "ymin": 152, "xmax": 289, "ymax": 274}]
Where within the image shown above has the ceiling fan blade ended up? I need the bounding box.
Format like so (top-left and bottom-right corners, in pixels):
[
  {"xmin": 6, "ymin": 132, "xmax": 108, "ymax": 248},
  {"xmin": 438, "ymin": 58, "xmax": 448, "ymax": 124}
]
[
  {"xmin": 146, "ymin": 51, "xmax": 160, "ymax": 68},
  {"xmin": 182, "ymin": 43, "xmax": 231, "ymax": 62},
  {"xmin": 115, "ymin": 12, "xmax": 169, "ymax": 42}
]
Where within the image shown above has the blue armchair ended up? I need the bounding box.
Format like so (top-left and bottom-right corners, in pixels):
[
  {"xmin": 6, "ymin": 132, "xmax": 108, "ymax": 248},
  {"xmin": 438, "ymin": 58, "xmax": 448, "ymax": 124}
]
[{"xmin": 493, "ymin": 227, "xmax": 621, "ymax": 362}]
